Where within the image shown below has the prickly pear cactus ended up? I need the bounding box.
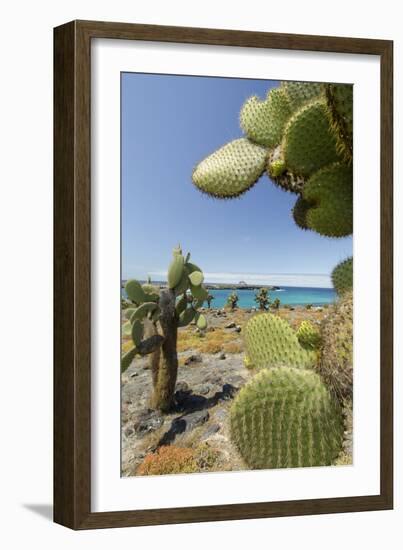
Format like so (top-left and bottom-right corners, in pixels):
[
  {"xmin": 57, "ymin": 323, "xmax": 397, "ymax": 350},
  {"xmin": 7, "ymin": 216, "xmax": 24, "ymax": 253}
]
[
  {"xmin": 191, "ymin": 80, "xmax": 353, "ymax": 242},
  {"xmin": 296, "ymin": 320, "xmax": 321, "ymax": 350},
  {"xmin": 192, "ymin": 138, "xmax": 267, "ymax": 198},
  {"xmin": 319, "ymin": 291, "xmax": 353, "ymax": 401},
  {"xmin": 331, "ymin": 257, "xmax": 353, "ymax": 296},
  {"xmin": 122, "ymin": 247, "xmax": 208, "ymax": 412},
  {"xmin": 230, "ymin": 367, "xmax": 344, "ymax": 469},
  {"xmin": 301, "ymin": 163, "xmax": 353, "ymax": 237},
  {"xmin": 243, "ymin": 313, "xmax": 316, "ymax": 370}
]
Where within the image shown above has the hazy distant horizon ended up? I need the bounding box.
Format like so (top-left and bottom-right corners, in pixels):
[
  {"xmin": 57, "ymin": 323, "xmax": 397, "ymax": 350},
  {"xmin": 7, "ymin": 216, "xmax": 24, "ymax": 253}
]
[{"xmin": 122, "ymin": 271, "xmax": 335, "ymax": 289}]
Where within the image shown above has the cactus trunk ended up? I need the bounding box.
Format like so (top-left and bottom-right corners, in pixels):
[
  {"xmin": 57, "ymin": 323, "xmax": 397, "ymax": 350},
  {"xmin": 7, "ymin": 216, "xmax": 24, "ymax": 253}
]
[{"xmin": 149, "ymin": 288, "xmax": 178, "ymax": 412}]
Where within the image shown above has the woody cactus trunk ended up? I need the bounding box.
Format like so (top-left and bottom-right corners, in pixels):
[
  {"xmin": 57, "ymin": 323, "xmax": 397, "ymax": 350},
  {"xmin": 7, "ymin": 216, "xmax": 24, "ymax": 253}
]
[{"xmin": 121, "ymin": 246, "xmax": 208, "ymax": 412}]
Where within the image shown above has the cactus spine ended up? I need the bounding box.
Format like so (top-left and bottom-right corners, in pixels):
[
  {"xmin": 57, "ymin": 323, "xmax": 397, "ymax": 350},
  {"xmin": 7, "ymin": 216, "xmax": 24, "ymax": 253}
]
[
  {"xmin": 122, "ymin": 247, "xmax": 207, "ymax": 412},
  {"xmin": 230, "ymin": 367, "xmax": 344, "ymax": 469}
]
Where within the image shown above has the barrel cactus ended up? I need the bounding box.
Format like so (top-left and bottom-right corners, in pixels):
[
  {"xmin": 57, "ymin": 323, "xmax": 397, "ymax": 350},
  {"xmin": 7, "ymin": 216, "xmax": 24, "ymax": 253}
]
[
  {"xmin": 332, "ymin": 257, "xmax": 353, "ymax": 296},
  {"xmin": 121, "ymin": 246, "xmax": 208, "ymax": 412},
  {"xmin": 243, "ymin": 313, "xmax": 316, "ymax": 370},
  {"xmin": 319, "ymin": 291, "xmax": 353, "ymax": 402},
  {"xmin": 230, "ymin": 367, "xmax": 344, "ymax": 469}
]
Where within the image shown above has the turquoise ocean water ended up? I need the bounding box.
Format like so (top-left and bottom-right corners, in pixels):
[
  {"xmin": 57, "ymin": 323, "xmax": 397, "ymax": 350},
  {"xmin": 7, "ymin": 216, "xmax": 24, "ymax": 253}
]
[
  {"xmin": 208, "ymin": 287, "xmax": 336, "ymax": 309},
  {"xmin": 123, "ymin": 285, "xmax": 336, "ymax": 308}
]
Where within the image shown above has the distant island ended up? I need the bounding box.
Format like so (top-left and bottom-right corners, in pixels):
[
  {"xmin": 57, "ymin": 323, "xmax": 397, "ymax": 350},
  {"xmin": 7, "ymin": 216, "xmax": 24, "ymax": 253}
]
[{"xmin": 122, "ymin": 280, "xmax": 280, "ymax": 291}]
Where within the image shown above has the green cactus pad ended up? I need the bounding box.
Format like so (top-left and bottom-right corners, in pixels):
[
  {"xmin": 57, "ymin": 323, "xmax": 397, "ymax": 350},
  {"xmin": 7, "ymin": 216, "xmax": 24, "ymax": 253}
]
[
  {"xmin": 302, "ymin": 163, "xmax": 353, "ymax": 237},
  {"xmin": 230, "ymin": 367, "xmax": 344, "ymax": 469},
  {"xmin": 122, "ymin": 321, "xmax": 132, "ymax": 337},
  {"xmin": 125, "ymin": 279, "xmax": 147, "ymax": 304},
  {"xmin": 178, "ymin": 307, "xmax": 197, "ymax": 327},
  {"xmin": 283, "ymin": 99, "xmax": 341, "ymax": 176},
  {"xmin": 281, "ymin": 81, "xmax": 324, "ymax": 111},
  {"xmin": 196, "ymin": 313, "xmax": 207, "ymax": 330},
  {"xmin": 292, "ymin": 196, "xmax": 310, "ymax": 230},
  {"xmin": 188, "ymin": 270, "xmax": 204, "ymax": 286},
  {"xmin": 325, "ymin": 83, "xmax": 353, "ymax": 164},
  {"xmin": 240, "ymin": 88, "xmax": 292, "ymax": 148},
  {"xmin": 192, "ymin": 138, "xmax": 267, "ymax": 198},
  {"xmin": 319, "ymin": 291, "xmax": 353, "ymax": 401},
  {"xmin": 190, "ymin": 284, "xmax": 208, "ymax": 302},
  {"xmin": 175, "ymin": 295, "xmax": 188, "ymax": 316},
  {"xmin": 121, "ymin": 347, "xmax": 137, "ymax": 373},
  {"xmin": 124, "ymin": 308, "xmax": 136, "ymax": 321},
  {"xmin": 141, "ymin": 283, "xmax": 160, "ymax": 302},
  {"xmin": 331, "ymin": 257, "xmax": 353, "ymax": 296},
  {"xmin": 130, "ymin": 302, "xmax": 159, "ymax": 323},
  {"xmin": 167, "ymin": 253, "xmax": 185, "ymax": 289},
  {"xmin": 296, "ymin": 321, "xmax": 321, "ymax": 350},
  {"xmin": 243, "ymin": 313, "xmax": 316, "ymax": 370},
  {"xmin": 131, "ymin": 319, "xmax": 144, "ymax": 346}
]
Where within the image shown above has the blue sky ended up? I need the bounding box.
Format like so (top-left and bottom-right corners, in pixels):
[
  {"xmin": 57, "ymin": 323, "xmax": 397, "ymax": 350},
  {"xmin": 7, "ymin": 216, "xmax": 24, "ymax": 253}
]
[{"xmin": 121, "ymin": 73, "xmax": 352, "ymax": 288}]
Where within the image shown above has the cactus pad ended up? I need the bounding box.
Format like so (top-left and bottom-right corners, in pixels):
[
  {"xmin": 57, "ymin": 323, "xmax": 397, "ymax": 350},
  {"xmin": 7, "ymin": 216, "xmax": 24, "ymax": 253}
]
[
  {"xmin": 192, "ymin": 138, "xmax": 267, "ymax": 198},
  {"xmin": 319, "ymin": 291, "xmax": 353, "ymax": 401},
  {"xmin": 325, "ymin": 83, "xmax": 353, "ymax": 164},
  {"xmin": 296, "ymin": 321, "xmax": 321, "ymax": 350},
  {"xmin": 283, "ymin": 99, "xmax": 341, "ymax": 176},
  {"xmin": 240, "ymin": 88, "xmax": 292, "ymax": 147},
  {"xmin": 292, "ymin": 196, "xmax": 310, "ymax": 229},
  {"xmin": 243, "ymin": 313, "xmax": 316, "ymax": 370},
  {"xmin": 302, "ymin": 163, "xmax": 353, "ymax": 237},
  {"xmin": 332, "ymin": 257, "xmax": 353, "ymax": 296},
  {"xmin": 282, "ymin": 81, "xmax": 324, "ymax": 111},
  {"xmin": 230, "ymin": 367, "xmax": 344, "ymax": 469}
]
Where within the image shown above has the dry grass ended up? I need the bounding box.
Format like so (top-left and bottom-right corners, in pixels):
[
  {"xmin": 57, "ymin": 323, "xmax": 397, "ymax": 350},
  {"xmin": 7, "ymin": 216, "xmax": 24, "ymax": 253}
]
[{"xmin": 178, "ymin": 327, "xmax": 243, "ymax": 355}]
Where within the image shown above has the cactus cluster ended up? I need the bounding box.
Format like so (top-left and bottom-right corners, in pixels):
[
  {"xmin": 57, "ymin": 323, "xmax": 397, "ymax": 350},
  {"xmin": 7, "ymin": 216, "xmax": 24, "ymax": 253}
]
[
  {"xmin": 230, "ymin": 367, "xmax": 344, "ymax": 469},
  {"xmin": 192, "ymin": 80, "xmax": 353, "ymax": 239},
  {"xmin": 122, "ymin": 246, "xmax": 208, "ymax": 411},
  {"xmin": 331, "ymin": 257, "xmax": 353, "ymax": 296},
  {"xmin": 243, "ymin": 313, "xmax": 316, "ymax": 370},
  {"xmin": 319, "ymin": 291, "xmax": 353, "ymax": 402}
]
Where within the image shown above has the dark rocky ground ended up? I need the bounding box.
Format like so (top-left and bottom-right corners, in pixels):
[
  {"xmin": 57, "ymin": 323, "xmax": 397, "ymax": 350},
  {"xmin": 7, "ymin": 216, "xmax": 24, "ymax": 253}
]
[{"xmin": 121, "ymin": 307, "xmax": 353, "ymax": 476}]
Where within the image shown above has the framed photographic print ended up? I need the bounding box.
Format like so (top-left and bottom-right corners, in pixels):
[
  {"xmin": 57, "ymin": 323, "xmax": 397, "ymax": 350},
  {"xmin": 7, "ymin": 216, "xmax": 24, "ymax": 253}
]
[{"xmin": 54, "ymin": 20, "xmax": 393, "ymax": 529}]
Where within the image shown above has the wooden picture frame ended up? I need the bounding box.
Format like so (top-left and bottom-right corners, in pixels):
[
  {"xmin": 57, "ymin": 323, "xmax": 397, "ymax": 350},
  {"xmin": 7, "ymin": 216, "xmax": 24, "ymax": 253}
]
[{"xmin": 54, "ymin": 20, "xmax": 393, "ymax": 530}]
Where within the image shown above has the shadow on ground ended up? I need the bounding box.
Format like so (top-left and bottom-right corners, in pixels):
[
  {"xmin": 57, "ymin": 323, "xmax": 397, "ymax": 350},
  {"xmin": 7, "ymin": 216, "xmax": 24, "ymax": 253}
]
[{"xmin": 23, "ymin": 504, "xmax": 53, "ymax": 522}]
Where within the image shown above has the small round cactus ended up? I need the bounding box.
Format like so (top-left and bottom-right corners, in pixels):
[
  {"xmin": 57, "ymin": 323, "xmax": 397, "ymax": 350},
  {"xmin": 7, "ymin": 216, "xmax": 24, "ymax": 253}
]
[{"xmin": 230, "ymin": 367, "xmax": 344, "ymax": 469}]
